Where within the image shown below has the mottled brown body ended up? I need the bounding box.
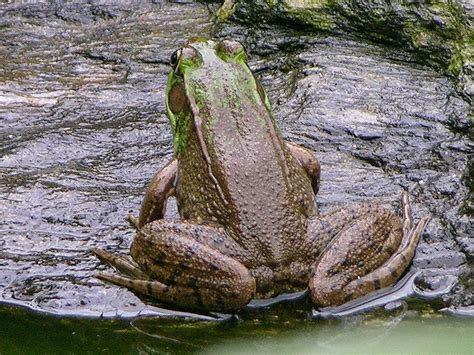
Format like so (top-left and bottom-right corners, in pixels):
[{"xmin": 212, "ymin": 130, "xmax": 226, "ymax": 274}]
[{"xmin": 92, "ymin": 39, "xmax": 429, "ymax": 312}]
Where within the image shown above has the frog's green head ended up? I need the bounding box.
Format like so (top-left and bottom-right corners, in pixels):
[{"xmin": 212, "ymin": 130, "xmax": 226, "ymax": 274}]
[{"xmin": 165, "ymin": 38, "xmax": 272, "ymax": 156}]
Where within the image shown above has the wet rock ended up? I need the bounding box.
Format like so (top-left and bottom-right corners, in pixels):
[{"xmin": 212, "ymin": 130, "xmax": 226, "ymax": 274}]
[
  {"xmin": 414, "ymin": 243, "xmax": 466, "ymax": 269},
  {"xmin": 0, "ymin": 1, "xmax": 214, "ymax": 317},
  {"xmin": 457, "ymin": 236, "xmax": 474, "ymax": 255},
  {"xmin": 440, "ymin": 305, "xmax": 474, "ymax": 317}
]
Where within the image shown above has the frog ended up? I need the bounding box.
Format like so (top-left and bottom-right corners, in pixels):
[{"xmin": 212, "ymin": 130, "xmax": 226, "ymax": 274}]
[{"xmin": 92, "ymin": 38, "xmax": 429, "ymax": 313}]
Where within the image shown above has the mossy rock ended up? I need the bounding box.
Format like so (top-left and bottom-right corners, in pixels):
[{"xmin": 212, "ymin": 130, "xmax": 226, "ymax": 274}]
[{"xmin": 217, "ymin": 0, "xmax": 473, "ymax": 102}]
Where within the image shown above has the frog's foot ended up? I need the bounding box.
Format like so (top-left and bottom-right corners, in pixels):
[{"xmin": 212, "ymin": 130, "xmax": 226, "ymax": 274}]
[
  {"xmin": 286, "ymin": 141, "xmax": 320, "ymax": 195},
  {"xmin": 308, "ymin": 191, "xmax": 429, "ymax": 307},
  {"xmin": 91, "ymin": 247, "xmax": 147, "ymax": 279},
  {"xmin": 136, "ymin": 158, "xmax": 177, "ymax": 228},
  {"xmin": 95, "ymin": 220, "xmax": 256, "ymax": 313},
  {"xmin": 127, "ymin": 214, "xmax": 140, "ymax": 229}
]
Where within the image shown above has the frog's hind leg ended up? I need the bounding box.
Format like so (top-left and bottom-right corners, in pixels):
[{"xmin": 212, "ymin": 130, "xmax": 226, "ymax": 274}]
[
  {"xmin": 95, "ymin": 220, "xmax": 255, "ymax": 313},
  {"xmin": 309, "ymin": 191, "xmax": 429, "ymax": 307},
  {"xmin": 91, "ymin": 248, "xmax": 147, "ymax": 279}
]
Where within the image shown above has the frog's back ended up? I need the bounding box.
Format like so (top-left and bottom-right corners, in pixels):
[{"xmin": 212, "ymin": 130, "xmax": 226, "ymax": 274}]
[
  {"xmin": 176, "ymin": 65, "xmax": 315, "ymax": 265},
  {"xmin": 215, "ymin": 123, "xmax": 316, "ymax": 266}
]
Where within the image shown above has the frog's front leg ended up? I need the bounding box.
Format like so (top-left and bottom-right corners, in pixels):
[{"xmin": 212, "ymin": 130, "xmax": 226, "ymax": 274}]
[
  {"xmin": 286, "ymin": 142, "xmax": 320, "ymax": 194},
  {"xmin": 132, "ymin": 159, "xmax": 177, "ymax": 229},
  {"xmin": 306, "ymin": 192, "xmax": 429, "ymax": 307},
  {"xmin": 95, "ymin": 220, "xmax": 256, "ymax": 312}
]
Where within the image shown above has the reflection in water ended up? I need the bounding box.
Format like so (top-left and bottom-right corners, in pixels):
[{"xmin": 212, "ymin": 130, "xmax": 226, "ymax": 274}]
[
  {"xmin": 130, "ymin": 317, "xmax": 185, "ymax": 345},
  {"xmin": 302, "ymin": 308, "xmax": 410, "ymax": 354}
]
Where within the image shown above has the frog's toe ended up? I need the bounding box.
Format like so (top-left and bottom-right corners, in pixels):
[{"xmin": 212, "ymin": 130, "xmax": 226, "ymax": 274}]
[
  {"xmin": 94, "ymin": 272, "xmax": 151, "ymax": 290},
  {"xmin": 91, "ymin": 247, "xmax": 147, "ymax": 279}
]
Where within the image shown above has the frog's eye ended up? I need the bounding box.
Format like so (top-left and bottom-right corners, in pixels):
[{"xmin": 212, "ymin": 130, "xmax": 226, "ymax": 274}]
[
  {"xmin": 215, "ymin": 40, "xmax": 246, "ymax": 62},
  {"xmin": 170, "ymin": 49, "xmax": 181, "ymax": 70},
  {"xmin": 172, "ymin": 46, "xmax": 203, "ymax": 74},
  {"xmin": 219, "ymin": 40, "xmax": 245, "ymax": 56}
]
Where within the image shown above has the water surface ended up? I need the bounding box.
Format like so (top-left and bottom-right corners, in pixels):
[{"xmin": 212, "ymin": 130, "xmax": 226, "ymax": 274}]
[{"xmin": 1, "ymin": 303, "xmax": 472, "ymax": 354}]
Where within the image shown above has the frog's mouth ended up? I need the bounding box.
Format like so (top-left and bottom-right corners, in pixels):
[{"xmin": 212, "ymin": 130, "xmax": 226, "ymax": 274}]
[{"xmin": 185, "ymin": 88, "xmax": 229, "ymax": 207}]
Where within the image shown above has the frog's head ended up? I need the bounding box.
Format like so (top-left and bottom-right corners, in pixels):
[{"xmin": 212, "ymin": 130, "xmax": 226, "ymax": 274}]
[{"xmin": 165, "ymin": 38, "xmax": 272, "ymax": 156}]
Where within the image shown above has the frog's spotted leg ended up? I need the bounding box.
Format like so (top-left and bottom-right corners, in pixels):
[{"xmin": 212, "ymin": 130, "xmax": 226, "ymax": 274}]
[
  {"xmin": 129, "ymin": 159, "xmax": 177, "ymax": 229},
  {"xmin": 307, "ymin": 191, "xmax": 429, "ymax": 307},
  {"xmin": 94, "ymin": 220, "xmax": 255, "ymax": 312},
  {"xmin": 285, "ymin": 142, "xmax": 320, "ymax": 195}
]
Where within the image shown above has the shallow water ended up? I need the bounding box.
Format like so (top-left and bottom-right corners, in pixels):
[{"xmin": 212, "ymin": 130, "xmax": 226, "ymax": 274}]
[
  {"xmin": 0, "ymin": 0, "xmax": 472, "ymax": 338},
  {"xmin": 1, "ymin": 303, "xmax": 473, "ymax": 354}
]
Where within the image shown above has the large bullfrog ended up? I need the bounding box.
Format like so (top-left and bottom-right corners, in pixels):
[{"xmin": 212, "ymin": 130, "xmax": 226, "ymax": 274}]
[{"xmin": 92, "ymin": 38, "xmax": 429, "ymax": 312}]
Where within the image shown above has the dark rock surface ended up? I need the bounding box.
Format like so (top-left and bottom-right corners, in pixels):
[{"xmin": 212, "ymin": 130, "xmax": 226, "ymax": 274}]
[{"xmin": 0, "ymin": 1, "xmax": 472, "ymax": 317}]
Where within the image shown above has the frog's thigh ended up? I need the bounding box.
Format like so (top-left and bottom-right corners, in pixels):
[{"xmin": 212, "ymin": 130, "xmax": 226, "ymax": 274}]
[
  {"xmin": 302, "ymin": 203, "xmax": 378, "ymax": 260},
  {"xmin": 285, "ymin": 142, "xmax": 320, "ymax": 194},
  {"xmin": 136, "ymin": 159, "xmax": 177, "ymax": 228},
  {"xmin": 309, "ymin": 206, "xmax": 420, "ymax": 307},
  {"xmin": 129, "ymin": 220, "xmax": 255, "ymax": 312}
]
